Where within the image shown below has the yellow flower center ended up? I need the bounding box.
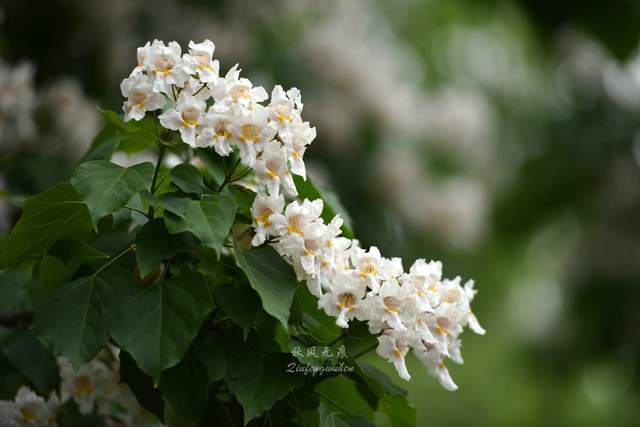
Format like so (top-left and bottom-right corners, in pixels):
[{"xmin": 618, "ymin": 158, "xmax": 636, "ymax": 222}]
[
  {"xmin": 383, "ymin": 296, "xmax": 401, "ymax": 314},
  {"xmin": 337, "ymin": 292, "xmax": 356, "ymax": 311}
]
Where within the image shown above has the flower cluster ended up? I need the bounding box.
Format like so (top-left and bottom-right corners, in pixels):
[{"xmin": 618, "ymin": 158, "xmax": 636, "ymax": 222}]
[
  {"xmin": 122, "ymin": 39, "xmax": 484, "ymax": 389},
  {"xmin": 251, "ymin": 197, "xmax": 485, "ymax": 389},
  {"xmin": 121, "ymin": 39, "xmax": 315, "ymax": 183},
  {"xmin": 0, "ymin": 348, "xmax": 154, "ymax": 427}
]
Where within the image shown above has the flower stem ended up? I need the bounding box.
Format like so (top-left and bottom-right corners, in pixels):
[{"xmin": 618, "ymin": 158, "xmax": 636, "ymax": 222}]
[
  {"xmin": 217, "ymin": 157, "xmax": 242, "ymax": 193},
  {"xmin": 148, "ymin": 143, "xmax": 167, "ymax": 218}
]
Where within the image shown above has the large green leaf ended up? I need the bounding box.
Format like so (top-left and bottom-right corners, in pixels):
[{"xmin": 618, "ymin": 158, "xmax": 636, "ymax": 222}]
[
  {"xmin": 170, "ymin": 163, "xmax": 207, "ymax": 194},
  {"xmin": 32, "ymin": 275, "xmax": 109, "ymax": 368},
  {"xmin": 318, "ymin": 402, "xmax": 375, "ymax": 427},
  {"xmin": 315, "ymin": 376, "xmax": 375, "ymax": 419},
  {"xmin": 1, "ymin": 329, "xmax": 59, "ymax": 395},
  {"xmin": 140, "ymin": 190, "xmax": 190, "ymax": 218},
  {"xmin": 183, "ymin": 195, "xmax": 237, "ymax": 257},
  {"xmin": 0, "ymin": 183, "xmax": 93, "ymax": 267},
  {"xmin": 105, "ymin": 270, "xmax": 213, "ymax": 380},
  {"xmin": 135, "ymin": 219, "xmax": 198, "ymax": 277},
  {"xmin": 373, "ymin": 394, "xmax": 416, "ymax": 427},
  {"xmin": 160, "ymin": 333, "xmax": 226, "ymax": 420},
  {"xmin": 293, "ymin": 175, "xmax": 354, "ymax": 238},
  {"xmin": 71, "ymin": 160, "xmax": 154, "ymax": 224},
  {"xmin": 213, "ymin": 280, "xmax": 262, "ymax": 340},
  {"xmin": 119, "ymin": 351, "xmax": 165, "ymax": 421},
  {"xmin": 233, "ymin": 247, "xmax": 298, "ymax": 332},
  {"xmin": 225, "ymin": 352, "xmax": 304, "ymax": 423}
]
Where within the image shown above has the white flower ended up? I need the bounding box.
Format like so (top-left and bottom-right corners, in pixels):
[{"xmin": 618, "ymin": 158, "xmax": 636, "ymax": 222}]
[
  {"xmin": 145, "ymin": 40, "xmax": 190, "ymax": 95},
  {"xmin": 129, "ymin": 41, "xmax": 150, "ymax": 77},
  {"xmin": 232, "ymin": 105, "xmax": 276, "ymax": 166},
  {"xmin": 195, "ymin": 110, "xmax": 234, "ymax": 155},
  {"xmin": 183, "ymin": 39, "xmax": 219, "ymax": 84},
  {"xmin": 251, "ymin": 194, "xmax": 285, "ymax": 246},
  {"xmin": 218, "ymin": 64, "xmax": 268, "ymax": 109},
  {"xmin": 278, "ymin": 198, "xmax": 323, "ymax": 237},
  {"xmin": 351, "ymin": 245, "xmax": 384, "ymax": 291},
  {"xmin": 415, "ymin": 346, "xmax": 458, "ymax": 391},
  {"xmin": 0, "ymin": 401, "xmax": 20, "ymax": 427},
  {"xmin": 254, "ymin": 140, "xmax": 297, "ymax": 197},
  {"xmin": 362, "ymin": 279, "xmax": 410, "ymax": 332},
  {"xmin": 267, "ymin": 85, "xmax": 302, "ymax": 132},
  {"xmin": 376, "ymin": 331, "xmax": 411, "ymax": 381},
  {"xmin": 159, "ymin": 92, "xmax": 206, "ymax": 147},
  {"xmin": 14, "ymin": 387, "xmax": 56, "ymax": 426},
  {"xmin": 318, "ymin": 276, "xmax": 366, "ymax": 328},
  {"xmin": 282, "ymin": 121, "xmax": 316, "ymax": 179},
  {"xmin": 120, "ymin": 73, "xmax": 165, "ymax": 122}
]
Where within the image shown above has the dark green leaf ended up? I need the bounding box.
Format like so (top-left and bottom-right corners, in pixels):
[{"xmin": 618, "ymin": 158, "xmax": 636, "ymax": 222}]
[
  {"xmin": 358, "ymin": 362, "xmax": 407, "ymax": 397},
  {"xmin": 140, "ymin": 190, "xmax": 190, "ymax": 218},
  {"xmin": 119, "ymin": 351, "xmax": 165, "ymax": 421},
  {"xmin": 49, "ymin": 239, "xmax": 109, "ymax": 275},
  {"xmin": 170, "ymin": 164, "xmax": 207, "ymax": 194},
  {"xmin": 0, "ymin": 183, "xmax": 93, "ymax": 268},
  {"xmin": 291, "ymin": 286, "xmax": 342, "ymax": 344},
  {"xmin": 32, "ymin": 255, "xmax": 70, "ymax": 306},
  {"xmin": 135, "ymin": 219, "xmax": 198, "ymax": 277},
  {"xmin": 225, "ymin": 352, "xmax": 304, "ymax": 423},
  {"xmin": 82, "ymin": 125, "xmax": 117, "ymax": 162},
  {"xmin": 32, "ymin": 276, "xmax": 109, "ymax": 368},
  {"xmin": 1, "ymin": 329, "xmax": 59, "ymax": 395},
  {"xmin": 374, "ymin": 394, "xmax": 416, "ymax": 427},
  {"xmin": 0, "ymin": 268, "xmax": 32, "ymax": 315},
  {"xmin": 160, "ymin": 333, "xmax": 226, "ymax": 419},
  {"xmin": 213, "ymin": 280, "xmax": 262, "ymax": 340},
  {"xmin": 71, "ymin": 160, "xmax": 154, "ymax": 224},
  {"xmin": 318, "ymin": 402, "xmax": 375, "ymax": 427},
  {"xmin": 105, "ymin": 270, "xmax": 213, "ymax": 380},
  {"xmin": 315, "ymin": 376, "xmax": 375, "ymax": 419},
  {"xmin": 184, "ymin": 195, "xmax": 237, "ymax": 257},
  {"xmin": 233, "ymin": 247, "xmax": 298, "ymax": 332}
]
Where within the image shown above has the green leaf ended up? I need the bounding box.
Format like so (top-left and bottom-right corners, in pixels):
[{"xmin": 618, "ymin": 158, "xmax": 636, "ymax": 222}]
[
  {"xmin": 183, "ymin": 195, "xmax": 237, "ymax": 257},
  {"xmin": 135, "ymin": 219, "xmax": 198, "ymax": 277},
  {"xmin": 357, "ymin": 362, "xmax": 407, "ymax": 397},
  {"xmin": 0, "ymin": 268, "xmax": 32, "ymax": 315},
  {"xmin": 1, "ymin": 329, "xmax": 59, "ymax": 395},
  {"xmin": 105, "ymin": 270, "xmax": 213, "ymax": 380},
  {"xmin": 213, "ymin": 280, "xmax": 262, "ymax": 340},
  {"xmin": 373, "ymin": 394, "xmax": 416, "ymax": 427},
  {"xmin": 293, "ymin": 175, "xmax": 354, "ymax": 238},
  {"xmin": 0, "ymin": 183, "xmax": 93, "ymax": 268},
  {"xmin": 225, "ymin": 352, "xmax": 304, "ymax": 423},
  {"xmin": 82, "ymin": 125, "xmax": 117, "ymax": 162},
  {"xmin": 32, "ymin": 275, "xmax": 109, "ymax": 368},
  {"xmin": 71, "ymin": 160, "xmax": 154, "ymax": 225},
  {"xmin": 32, "ymin": 255, "xmax": 70, "ymax": 306},
  {"xmin": 233, "ymin": 247, "xmax": 298, "ymax": 332},
  {"xmin": 140, "ymin": 190, "xmax": 190, "ymax": 218},
  {"xmin": 119, "ymin": 351, "xmax": 165, "ymax": 421},
  {"xmin": 115, "ymin": 115, "xmax": 157, "ymax": 154},
  {"xmin": 319, "ymin": 402, "xmax": 375, "ymax": 427},
  {"xmin": 49, "ymin": 239, "xmax": 109, "ymax": 275},
  {"xmin": 160, "ymin": 333, "xmax": 226, "ymax": 419},
  {"xmin": 315, "ymin": 376, "xmax": 375, "ymax": 419},
  {"xmin": 170, "ymin": 164, "xmax": 207, "ymax": 194},
  {"xmin": 291, "ymin": 286, "xmax": 342, "ymax": 344}
]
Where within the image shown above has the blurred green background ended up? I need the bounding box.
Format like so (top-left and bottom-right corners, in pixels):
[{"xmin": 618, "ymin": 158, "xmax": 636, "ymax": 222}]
[{"xmin": 1, "ymin": 0, "xmax": 640, "ymax": 425}]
